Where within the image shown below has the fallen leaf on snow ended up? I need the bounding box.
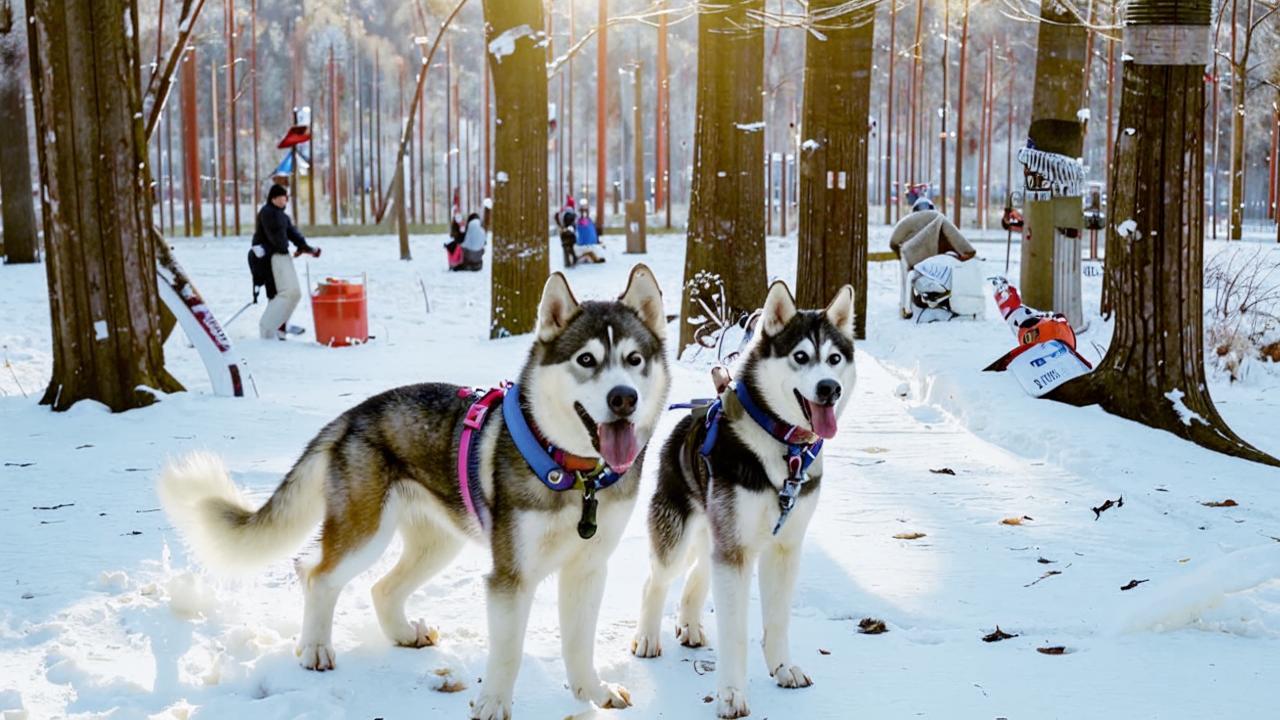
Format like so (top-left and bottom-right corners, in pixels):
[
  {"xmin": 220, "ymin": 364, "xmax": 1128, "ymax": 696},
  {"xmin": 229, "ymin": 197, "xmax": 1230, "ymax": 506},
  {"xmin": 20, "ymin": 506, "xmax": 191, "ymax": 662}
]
[
  {"xmin": 428, "ymin": 666, "xmax": 467, "ymax": 693},
  {"xmin": 1036, "ymin": 646, "xmax": 1068, "ymax": 655},
  {"xmin": 858, "ymin": 618, "xmax": 888, "ymax": 635},
  {"xmin": 1178, "ymin": 557, "xmax": 1191, "ymax": 563},
  {"xmin": 1037, "ymin": 557, "xmax": 1056, "ymax": 564},
  {"xmin": 1092, "ymin": 496, "xmax": 1124, "ymax": 520},
  {"xmin": 693, "ymin": 659, "xmax": 716, "ymax": 675},
  {"xmin": 1201, "ymin": 499, "xmax": 1238, "ymax": 508},
  {"xmin": 703, "ymin": 695, "xmax": 714, "ymax": 704},
  {"xmin": 893, "ymin": 532, "xmax": 926, "ymax": 540},
  {"xmin": 982, "ymin": 626, "xmax": 1018, "ymax": 643},
  {"xmin": 1120, "ymin": 579, "xmax": 1149, "ymax": 591},
  {"xmin": 929, "ymin": 468, "xmax": 956, "ymax": 475},
  {"xmin": 860, "ymin": 446, "xmax": 890, "ymax": 454},
  {"xmin": 1001, "ymin": 516, "xmax": 1033, "ymax": 526},
  {"xmin": 818, "ymin": 648, "xmax": 831, "ymax": 655}
]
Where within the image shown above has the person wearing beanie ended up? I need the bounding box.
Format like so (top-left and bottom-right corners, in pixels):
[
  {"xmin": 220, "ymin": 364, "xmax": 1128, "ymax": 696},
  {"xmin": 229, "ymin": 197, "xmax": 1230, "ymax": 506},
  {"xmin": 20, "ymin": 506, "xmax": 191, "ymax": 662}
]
[{"xmin": 251, "ymin": 185, "xmax": 320, "ymax": 340}]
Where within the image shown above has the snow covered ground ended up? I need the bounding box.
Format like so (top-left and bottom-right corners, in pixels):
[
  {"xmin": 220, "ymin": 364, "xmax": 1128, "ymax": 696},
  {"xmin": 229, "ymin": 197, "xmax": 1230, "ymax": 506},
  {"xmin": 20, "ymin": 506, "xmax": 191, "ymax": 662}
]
[{"xmin": 2, "ymin": 228, "xmax": 1280, "ymax": 719}]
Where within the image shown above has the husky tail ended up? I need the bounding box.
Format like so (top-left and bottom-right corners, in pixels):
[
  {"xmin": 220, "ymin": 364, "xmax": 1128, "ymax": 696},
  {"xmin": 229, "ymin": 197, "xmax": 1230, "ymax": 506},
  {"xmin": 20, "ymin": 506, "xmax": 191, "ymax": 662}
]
[{"xmin": 158, "ymin": 449, "xmax": 329, "ymax": 573}]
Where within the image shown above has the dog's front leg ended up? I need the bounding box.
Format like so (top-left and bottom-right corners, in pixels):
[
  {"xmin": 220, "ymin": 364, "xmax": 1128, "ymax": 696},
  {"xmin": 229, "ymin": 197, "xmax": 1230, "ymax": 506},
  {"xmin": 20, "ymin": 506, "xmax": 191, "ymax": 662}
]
[
  {"xmin": 711, "ymin": 557, "xmax": 753, "ymax": 719},
  {"xmin": 559, "ymin": 557, "xmax": 632, "ymax": 709},
  {"xmin": 759, "ymin": 539, "xmax": 811, "ymax": 689},
  {"xmin": 470, "ymin": 578, "xmax": 535, "ymax": 720}
]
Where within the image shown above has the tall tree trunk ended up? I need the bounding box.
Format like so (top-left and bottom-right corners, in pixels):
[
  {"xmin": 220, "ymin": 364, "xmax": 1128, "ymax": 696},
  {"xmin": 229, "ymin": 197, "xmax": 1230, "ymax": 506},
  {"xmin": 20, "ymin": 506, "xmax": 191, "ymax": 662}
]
[
  {"xmin": 595, "ymin": 0, "xmax": 607, "ymax": 224},
  {"xmin": 797, "ymin": 2, "xmax": 874, "ymax": 339},
  {"xmin": 1020, "ymin": 2, "xmax": 1087, "ymax": 328},
  {"xmin": 1228, "ymin": 0, "xmax": 1244, "ymax": 240},
  {"xmin": 26, "ymin": 0, "xmax": 182, "ymax": 411},
  {"xmin": 883, "ymin": 1, "xmax": 896, "ymax": 225},
  {"xmin": 1052, "ymin": 0, "xmax": 1277, "ymax": 467},
  {"xmin": 485, "ymin": 0, "xmax": 548, "ymax": 338},
  {"xmin": 952, "ymin": 0, "xmax": 969, "ymax": 226},
  {"xmin": 678, "ymin": 0, "xmax": 767, "ymax": 353},
  {"xmin": 0, "ymin": 0, "xmax": 39, "ymax": 263}
]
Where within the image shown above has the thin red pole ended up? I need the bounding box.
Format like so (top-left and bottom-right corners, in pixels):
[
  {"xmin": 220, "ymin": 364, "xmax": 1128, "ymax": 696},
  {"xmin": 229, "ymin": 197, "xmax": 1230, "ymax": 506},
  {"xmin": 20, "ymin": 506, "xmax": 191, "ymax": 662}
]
[{"xmin": 597, "ymin": 0, "xmax": 608, "ymax": 221}]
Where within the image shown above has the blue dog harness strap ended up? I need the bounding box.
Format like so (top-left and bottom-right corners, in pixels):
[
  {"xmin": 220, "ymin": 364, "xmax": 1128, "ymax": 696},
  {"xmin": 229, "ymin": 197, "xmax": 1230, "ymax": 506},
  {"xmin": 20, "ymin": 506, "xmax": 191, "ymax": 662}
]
[{"xmin": 679, "ymin": 382, "xmax": 823, "ymax": 536}]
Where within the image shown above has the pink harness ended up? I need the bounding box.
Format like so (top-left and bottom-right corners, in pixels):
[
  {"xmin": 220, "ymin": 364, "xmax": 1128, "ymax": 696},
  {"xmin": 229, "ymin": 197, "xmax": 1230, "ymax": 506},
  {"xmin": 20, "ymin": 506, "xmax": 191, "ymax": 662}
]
[{"xmin": 456, "ymin": 385, "xmax": 505, "ymax": 529}]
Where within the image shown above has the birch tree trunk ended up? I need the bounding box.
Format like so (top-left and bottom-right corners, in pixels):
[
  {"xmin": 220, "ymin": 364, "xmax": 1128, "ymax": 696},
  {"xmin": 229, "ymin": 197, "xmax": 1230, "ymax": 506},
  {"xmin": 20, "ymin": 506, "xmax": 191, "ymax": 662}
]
[
  {"xmin": 1020, "ymin": 2, "xmax": 1087, "ymax": 328},
  {"xmin": 796, "ymin": 1, "xmax": 874, "ymax": 339},
  {"xmin": 0, "ymin": 0, "xmax": 39, "ymax": 263},
  {"xmin": 485, "ymin": 0, "xmax": 549, "ymax": 338},
  {"xmin": 26, "ymin": 0, "xmax": 182, "ymax": 411},
  {"xmin": 1053, "ymin": 0, "xmax": 1277, "ymax": 466},
  {"xmin": 678, "ymin": 0, "xmax": 767, "ymax": 353}
]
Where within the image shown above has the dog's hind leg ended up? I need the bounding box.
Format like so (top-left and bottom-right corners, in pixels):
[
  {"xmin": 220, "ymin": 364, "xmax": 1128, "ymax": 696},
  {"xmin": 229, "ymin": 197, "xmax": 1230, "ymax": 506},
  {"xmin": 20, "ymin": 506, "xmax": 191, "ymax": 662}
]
[
  {"xmin": 759, "ymin": 539, "xmax": 811, "ymax": 690},
  {"xmin": 372, "ymin": 511, "xmax": 463, "ymax": 648},
  {"xmin": 559, "ymin": 554, "xmax": 632, "ymax": 709},
  {"xmin": 675, "ymin": 525, "xmax": 711, "ymax": 648},
  {"xmin": 297, "ymin": 498, "xmax": 398, "ymax": 671}
]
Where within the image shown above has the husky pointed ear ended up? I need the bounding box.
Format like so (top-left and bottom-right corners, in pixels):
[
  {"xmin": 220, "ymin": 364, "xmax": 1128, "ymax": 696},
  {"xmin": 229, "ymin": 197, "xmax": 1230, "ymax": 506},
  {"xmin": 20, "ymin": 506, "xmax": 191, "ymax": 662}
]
[
  {"xmin": 826, "ymin": 284, "xmax": 856, "ymax": 336},
  {"xmin": 537, "ymin": 272, "xmax": 580, "ymax": 342},
  {"xmin": 620, "ymin": 264, "xmax": 666, "ymax": 339},
  {"xmin": 761, "ymin": 281, "xmax": 798, "ymax": 337}
]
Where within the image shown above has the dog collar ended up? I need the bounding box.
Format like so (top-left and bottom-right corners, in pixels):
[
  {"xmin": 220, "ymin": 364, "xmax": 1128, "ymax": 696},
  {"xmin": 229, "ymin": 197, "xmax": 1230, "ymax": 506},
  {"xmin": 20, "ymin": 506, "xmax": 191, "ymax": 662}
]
[
  {"xmin": 502, "ymin": 384, "xmax": 624, "ymax": 539},
  {"xmin": 732, "ymin": 381, "xmax": 820, "ymax": 446}
]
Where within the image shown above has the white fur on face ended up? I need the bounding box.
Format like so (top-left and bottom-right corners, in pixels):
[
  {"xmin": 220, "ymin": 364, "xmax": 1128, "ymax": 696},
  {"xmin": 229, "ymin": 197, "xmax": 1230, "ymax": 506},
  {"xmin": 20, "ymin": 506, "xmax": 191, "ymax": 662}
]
[
  {"xmin": 526, "ymin": 332, "xmax": 668, "ymax": 459},
  {"xmin": 746, "ymin": 335, "xmax": 857, "ymax": 433}
]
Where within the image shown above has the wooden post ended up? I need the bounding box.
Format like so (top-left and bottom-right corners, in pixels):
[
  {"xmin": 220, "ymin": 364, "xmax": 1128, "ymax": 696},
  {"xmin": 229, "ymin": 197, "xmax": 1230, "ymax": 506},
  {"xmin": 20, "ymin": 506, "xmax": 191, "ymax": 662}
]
[
  {"xmin": 484, "ymin": 44, "xmax": 491, "ymax": 200},
  {"xmin": 568, "ymin": 1, "xmax": 575, "ymax": 199},
  {"xmin": 227, "ymin": 0, "xmax": 240, "ymax": 235},
  {"xmin": 182, "ymin": 47, "xmax": 200, "ymax": 236},
  {"xmin": 657, "ymin": 0, "xmax": 670, "ymax": 225},
  {"xmin": 884, "ymin": 0, "xmax": 896, "ymax": 225},
  {"xmin": 445, "ymin": 39, "xmax": 452, "ymax": 213},
  {"xmin": 212, "ymin": 60, "xmax": 222, "ymax": 237},
  {"xmin": 596, "ymin": 0, "xmax": 609, "ymax": 223},
  {"xmin": 626, "ymin": 62, "xmax": 645, "ymax": 253},
  {"xmin": 357, "ymin": 53, "xmax": 366, "ymax": 224},
  {"xmin": 952, "ymin": 0, "xmax": 969, "ymax": 226},
  {"xmin": 252, "ymin": 0, "xmax": 259, "ymax": 197},
  {"xmin": 939, "ymin": 0, "xmax": 949, "ymax": 216},
  {"xmin": 330, "ymin": 47, "xmax": 340, "ymax": 225},
  {"xmin": 908, "ymin": 0, "xmax": 923, "ymax": 186}
]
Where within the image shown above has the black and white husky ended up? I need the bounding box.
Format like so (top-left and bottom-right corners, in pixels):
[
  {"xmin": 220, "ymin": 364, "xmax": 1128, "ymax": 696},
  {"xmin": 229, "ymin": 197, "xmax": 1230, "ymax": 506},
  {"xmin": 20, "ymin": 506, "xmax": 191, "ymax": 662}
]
[
  {"xmin": 632, "ymin": 281, "xmax": 857, "ymax": 718},
  {"xmin": 159, "ymin": 266, "xmax": 670, "ymax": 720}
]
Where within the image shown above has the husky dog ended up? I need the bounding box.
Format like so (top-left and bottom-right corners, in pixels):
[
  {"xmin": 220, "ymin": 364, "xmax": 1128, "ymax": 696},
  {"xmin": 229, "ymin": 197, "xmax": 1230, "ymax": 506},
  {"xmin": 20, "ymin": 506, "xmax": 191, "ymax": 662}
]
[
  {"xmin": 159, "ymin": 265, "xmax": 669, "ymax": 720},
  {"xmin": 631, "ymin": 281, "xmax": 856, "ymax": 719}
]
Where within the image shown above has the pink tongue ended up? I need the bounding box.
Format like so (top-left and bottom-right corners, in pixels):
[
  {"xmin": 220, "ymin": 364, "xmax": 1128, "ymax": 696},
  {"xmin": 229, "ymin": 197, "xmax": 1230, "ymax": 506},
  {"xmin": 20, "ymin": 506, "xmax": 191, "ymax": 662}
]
[
  {"xmin": 807, "ymin": 400, "xmax": 839, "ymax": 439},
  {"xmin": 598, "ymin": 421, "xmax": 639, "ymax": 472}
]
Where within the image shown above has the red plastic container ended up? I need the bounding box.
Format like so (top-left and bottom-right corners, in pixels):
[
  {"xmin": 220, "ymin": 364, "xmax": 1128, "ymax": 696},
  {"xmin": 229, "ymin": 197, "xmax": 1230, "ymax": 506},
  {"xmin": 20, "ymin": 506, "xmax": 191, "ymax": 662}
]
[{"xmin": 311, "ymin": 275, "xmax": 368, "ymax": 347}]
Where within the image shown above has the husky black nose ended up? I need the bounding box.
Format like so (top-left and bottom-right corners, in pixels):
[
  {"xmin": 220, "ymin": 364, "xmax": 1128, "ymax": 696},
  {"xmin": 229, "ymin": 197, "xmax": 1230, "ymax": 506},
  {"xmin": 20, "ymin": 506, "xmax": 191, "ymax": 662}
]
[
  {"xmin": 607, "ymin": 386, "xmax": 638, "ymax": 418},
  {"xmin": 815, "ymin": 379, "xmax": 842, "ymax": 406}
]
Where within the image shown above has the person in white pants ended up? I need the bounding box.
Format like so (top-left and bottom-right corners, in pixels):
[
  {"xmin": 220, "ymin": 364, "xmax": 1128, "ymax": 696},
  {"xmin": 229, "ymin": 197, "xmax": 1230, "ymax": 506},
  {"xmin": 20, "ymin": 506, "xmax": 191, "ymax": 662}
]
[{"xmin": 252, "ymin": 185, "xmax": 320, "ymax": 340}]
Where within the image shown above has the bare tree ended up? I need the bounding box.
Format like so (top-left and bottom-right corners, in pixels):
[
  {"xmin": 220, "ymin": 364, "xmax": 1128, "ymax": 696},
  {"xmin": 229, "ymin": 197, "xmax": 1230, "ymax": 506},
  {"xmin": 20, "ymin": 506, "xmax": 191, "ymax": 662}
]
[
  {"xmin": 0, "ymin": 0, "xmax": 39, "ymax": 263},
  {"xmin": 1053, "ymin": 0, "xmax": 1278, "ymax": 466},
  {"xmin": 678, "ymin": 0, "xmax": 768, "ymax": 353},
  {"xmin": 1222, "ymin": 0, "xmax": 1280, "ymax": 240},
  {"xmin": 485, "ymin": 0, "xmax": 550, "ymax": 338},
  {"xmin": 1019, "ymin": 1, "xmax": 1087, "ymax": 328},
  {"xmin": 797, "ymin": 1, "xmax": 875, "ymax": 339},
  {"xmin": 26, "ymin": 0, "xmax": 183, "ymax": 410}
]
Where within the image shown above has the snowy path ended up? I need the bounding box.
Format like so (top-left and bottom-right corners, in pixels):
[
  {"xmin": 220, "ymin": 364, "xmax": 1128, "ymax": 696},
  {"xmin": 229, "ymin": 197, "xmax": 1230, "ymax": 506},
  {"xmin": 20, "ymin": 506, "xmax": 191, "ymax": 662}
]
[{"xmin": 3, "ymin": 233, "xmax": 1279, "ymax": 718}]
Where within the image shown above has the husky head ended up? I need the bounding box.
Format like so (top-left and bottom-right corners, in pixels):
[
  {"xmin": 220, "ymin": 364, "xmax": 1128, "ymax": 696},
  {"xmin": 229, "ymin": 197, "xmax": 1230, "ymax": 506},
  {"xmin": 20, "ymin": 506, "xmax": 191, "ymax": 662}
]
[
  {"xmin": 521, "ymin": 265, "xmax": 670, "ymax": 473},
  {"xmin": 738, "ymin": 282, "xmax": 857, "ymax": 440}
]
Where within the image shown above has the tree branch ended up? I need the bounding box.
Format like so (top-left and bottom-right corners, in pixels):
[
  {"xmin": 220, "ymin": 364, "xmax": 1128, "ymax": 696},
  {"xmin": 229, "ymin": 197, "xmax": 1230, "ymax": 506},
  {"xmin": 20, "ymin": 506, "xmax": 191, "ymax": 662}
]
[{"xmin": 143, "ymin": 0, "xmax": 209, "ymax": 141}]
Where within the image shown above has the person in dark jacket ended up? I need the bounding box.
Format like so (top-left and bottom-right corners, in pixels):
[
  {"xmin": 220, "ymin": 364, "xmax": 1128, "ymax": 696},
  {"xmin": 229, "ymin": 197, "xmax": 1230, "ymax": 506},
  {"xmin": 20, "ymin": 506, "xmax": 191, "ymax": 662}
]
[{"xmin": 251, "ymin": 185, "xmax": 320, "ymax": 340}]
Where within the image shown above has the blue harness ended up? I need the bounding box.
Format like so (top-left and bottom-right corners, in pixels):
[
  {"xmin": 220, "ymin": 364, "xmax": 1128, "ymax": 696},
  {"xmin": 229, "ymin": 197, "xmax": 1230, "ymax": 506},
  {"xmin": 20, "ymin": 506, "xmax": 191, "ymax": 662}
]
[
  {"xmin": 460, "ymin": 383, "xmax": 624, "ymax": 539},
  {"xmin": 674, "ymin": 382, "xmax": 823, "ymax": 535}
]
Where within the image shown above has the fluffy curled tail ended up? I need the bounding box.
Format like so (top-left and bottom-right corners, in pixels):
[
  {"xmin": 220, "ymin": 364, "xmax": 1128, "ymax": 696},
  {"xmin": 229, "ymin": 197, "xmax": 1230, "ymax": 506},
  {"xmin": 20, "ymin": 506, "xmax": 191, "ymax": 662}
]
[{"xmin": 158, "ymin": 451, "xmax": 327, "ymax": 573}]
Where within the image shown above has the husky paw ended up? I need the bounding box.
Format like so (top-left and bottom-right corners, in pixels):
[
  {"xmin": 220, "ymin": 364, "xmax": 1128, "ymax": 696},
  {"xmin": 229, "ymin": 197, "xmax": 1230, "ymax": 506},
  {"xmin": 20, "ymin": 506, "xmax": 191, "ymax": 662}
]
[
  {"xmin": 631, "ymin": 632, "xmax": 662, "ymax": 658},
  {"xmin": 771, "ymin": 663, "xmax": 813, "ymax": 689},
  {"xmin": 297, "ymin": 643, "xmax": 336, "ymax": 671},
  {"xmin": 675, "ymin": 621, "xmax": 707, "ymax": 648},
  {"xmin": 576, "ymin": 680, "xmax": 632, "ymax": 709},
  {"xmin": 469, "ymin": 693, "xmax": 512, "ymax": 720},
  {"xmin": 393, "ymin": 618, "xmax": 440, "ymax": 648},
  {"xmin": 716, "ymin": 687, "xmax": 750, "ymax": 718}
]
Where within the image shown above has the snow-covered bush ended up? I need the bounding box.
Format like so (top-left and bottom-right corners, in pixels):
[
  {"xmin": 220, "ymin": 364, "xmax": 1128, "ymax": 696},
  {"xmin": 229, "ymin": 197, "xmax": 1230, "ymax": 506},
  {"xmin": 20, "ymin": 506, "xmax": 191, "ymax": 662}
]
[{"xmin": 1204, "ymin": 247, "xmax": 1280, "ymax": 382}]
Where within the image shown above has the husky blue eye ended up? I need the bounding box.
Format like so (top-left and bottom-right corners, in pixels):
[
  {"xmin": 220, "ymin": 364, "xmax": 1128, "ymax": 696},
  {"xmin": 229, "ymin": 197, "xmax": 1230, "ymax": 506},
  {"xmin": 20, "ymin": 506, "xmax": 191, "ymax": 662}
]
[
  {"xmin": 626, "ymin": 352, "xmax": 644, "ymax": 367},
  {"xmin": 828, "ymin": 354, "xmax": 842, "ymax": 366},
  {"xmin": 792, "ymin": 351, "xmax": 810, "ymax": 365},
  {"xmin": 577, "ymin": 353, "xmax": 597, "ymax": 368}
]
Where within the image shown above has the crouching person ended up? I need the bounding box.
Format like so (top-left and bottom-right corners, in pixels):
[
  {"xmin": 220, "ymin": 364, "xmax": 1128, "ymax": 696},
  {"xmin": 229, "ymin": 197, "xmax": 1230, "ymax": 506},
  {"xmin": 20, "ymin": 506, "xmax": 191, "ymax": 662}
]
[
  {"xmin": 252, "ymin": 185, "xmax": 321, "ymax": 340},
  {"xmin": 456, "ymin": 212, "xmax": 486, "ymax": 271}
]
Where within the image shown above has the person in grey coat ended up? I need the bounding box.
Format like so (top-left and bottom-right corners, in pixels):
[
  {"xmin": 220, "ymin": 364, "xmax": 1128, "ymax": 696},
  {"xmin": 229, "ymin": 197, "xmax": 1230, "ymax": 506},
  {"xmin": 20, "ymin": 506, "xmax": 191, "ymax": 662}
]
[{"xmin": 454, "ymin": 212, "xmax": 486, "ymax": 271}]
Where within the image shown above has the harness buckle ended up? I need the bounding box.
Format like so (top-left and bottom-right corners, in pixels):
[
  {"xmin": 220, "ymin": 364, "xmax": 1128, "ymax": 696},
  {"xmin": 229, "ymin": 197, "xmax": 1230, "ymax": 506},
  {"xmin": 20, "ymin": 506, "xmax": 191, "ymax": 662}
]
[{"xmin": 463, "ymin": 398, "xmax": 492, "ymax": 430}]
